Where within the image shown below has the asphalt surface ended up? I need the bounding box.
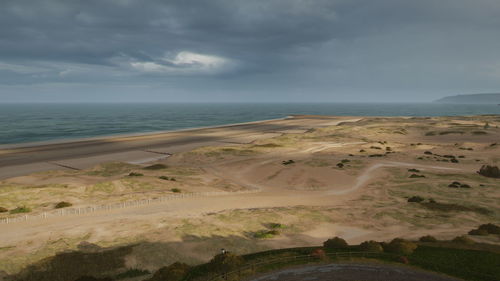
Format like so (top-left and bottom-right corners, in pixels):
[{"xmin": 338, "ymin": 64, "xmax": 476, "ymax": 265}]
[{"xmin": 248, "ymin": 263, "xmax": 462, "ymax": 281}]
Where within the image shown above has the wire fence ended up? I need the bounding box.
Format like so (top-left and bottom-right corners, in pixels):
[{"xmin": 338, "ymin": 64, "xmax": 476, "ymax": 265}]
[{"xmin": 0, "ymin": 189, "xmax": 260, "ymax": 225}]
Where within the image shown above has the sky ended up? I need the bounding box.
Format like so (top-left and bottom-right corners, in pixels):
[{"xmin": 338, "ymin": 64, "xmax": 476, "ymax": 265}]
[{"xmin": 1, "ymin": 0, "xmax": 500, "ymax": 103}]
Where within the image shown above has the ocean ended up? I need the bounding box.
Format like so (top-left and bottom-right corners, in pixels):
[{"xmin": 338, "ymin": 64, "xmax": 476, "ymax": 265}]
[{"xmin": 1, "ymin": 103, "xmax": 499, "ymax": 145}]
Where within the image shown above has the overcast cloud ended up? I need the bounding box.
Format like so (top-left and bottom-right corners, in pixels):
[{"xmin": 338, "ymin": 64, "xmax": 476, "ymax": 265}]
[{"xmin": 1, "ymin": 0, "xmax": 499, "ymax": 102}]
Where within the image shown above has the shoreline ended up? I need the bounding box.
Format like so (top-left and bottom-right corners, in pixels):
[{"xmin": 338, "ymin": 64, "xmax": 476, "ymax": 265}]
[{"xmin": 0, "ymin": 116, "xmax": 292, "ymax": 150}]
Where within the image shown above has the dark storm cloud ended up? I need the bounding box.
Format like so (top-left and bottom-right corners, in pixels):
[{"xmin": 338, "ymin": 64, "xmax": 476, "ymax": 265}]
[{"xmin": 1, "ymin": 0, "xmax": 500, "ymax": 102}]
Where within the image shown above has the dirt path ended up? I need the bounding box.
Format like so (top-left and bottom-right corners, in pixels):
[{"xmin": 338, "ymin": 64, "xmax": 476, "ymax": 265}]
[{"xmin": 0, "ymin": 159, "xmax": 462, "ymax": 247}]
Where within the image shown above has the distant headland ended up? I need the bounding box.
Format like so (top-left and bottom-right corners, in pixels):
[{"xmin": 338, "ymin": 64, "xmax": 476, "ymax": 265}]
[{"xmin": 434, "ymin": 93, "xmax": 500, "ymax": 104}]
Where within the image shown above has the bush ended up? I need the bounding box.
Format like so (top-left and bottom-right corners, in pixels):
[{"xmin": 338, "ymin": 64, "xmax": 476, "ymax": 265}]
[
  {"xmin": 359, "ymin": 241, "xmax": 383, "ymax": 252},
  {"xmin": 10, "ymin": 206, "xmax": 31, "ymax": 214},
  {"xmin": 144, "ymin": 164, "xmax": 168, "ymax": 170},
  {"xmin": 468, "ymin": 229, "xmax": 489, "ymax": 236},
  {"xmin": 171, "ymin": 188, "xmax": 181, "ymax": 193},
  {"xmin": 336, "ymin": 163, "xmax": 344, "ymax": 168},
  {"xmin": 407, "ymin": 196, "xmax": 424, "ymax": 203},
  {"xmin": 128, "ymin": 172, "xmax": 144, "ymax": 177},
  {"xmin": 0, "ymin": 207, "xmax": 7, "ymax": 213},
  {"xmin": 159, "ymin": 176, "xmax": 170, "ymax": 180},
  {"xmin": 323, "ymin": 237, "xmax": 348, "ymax": 249},
  {"xmin": 477, "ymin": 223, "xmax": 500, "ymax": 234},
  {"xmin": 419, "ymin": 235, "xmax": 437, "ymax": 242},
  {"xmin": 115, "ymin": 268, "xmax": 150, "ymax": 279},
  {"xmin": 282, "ymin": 160, "xmax": 295, "ymax": 165},
  {"xmin": 268, "ymin": 223, "xmax": 284, "ymax": 229},
  {"xmin": 148, "ymin": 262, "xmax": 190, "ymax": 281},
  {"xmin": 341, "ymin": 159, "xmax": 350, "ymax": 163},
  {"xmin": 55, "ymin": 201, "xmax": 72, "ymax": 209},
  {"xmin": 254, "ymin": 230, "xmax": 279, "ymax": 239},
  {"xmin": 477, "ymin": 165, "xmax": 500, "ymax": 178},
  {"xmin": 384, "ymin": 238, "xmax": 417, "ymax": 255},
  {"xmin": 207, "ymin": 253, "xmax": 244, "ymax": 273},
  {"xmin": 452, "ymin": 235, "xmax": 474, "ymax": 245},
  {"xmin": 408, "ymin": 168, "xmax": 420, "ymax": 173},
  {"xmin": 74, "ymin": 277, "xmax": 113, "ymax": 281},
  {"xmin": 409, "ymin": 174, "xmax": 425, "ymax": 178}
]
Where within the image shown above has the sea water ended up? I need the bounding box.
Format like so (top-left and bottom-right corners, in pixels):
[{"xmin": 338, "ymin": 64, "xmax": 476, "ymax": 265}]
[{"xmin": 1, "ymin": 103, "xmax": 498, "ymax": 145}]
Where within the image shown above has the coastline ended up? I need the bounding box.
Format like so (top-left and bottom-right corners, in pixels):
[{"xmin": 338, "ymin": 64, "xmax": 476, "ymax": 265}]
[{"xmin": 0, "ymin": 115, "xmax": 360, "ymax": 179}]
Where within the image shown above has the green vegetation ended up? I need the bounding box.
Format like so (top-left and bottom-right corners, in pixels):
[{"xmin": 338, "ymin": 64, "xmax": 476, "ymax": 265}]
[
  {"xmin": 9, "ymin": 206, "xmax": 31, "ymax": 214},
  {"xmin": 159, "ymin": 176, "xmax": 176, "ymax": 181},
  {"xmin": 469, "ymin": 223, "xmax": 500, "ymax": 236},
  {"xmin": 253, "ymin": 230, "xmax": 280, "ymax": 239},
  {"xmin": 359, "ymin": 240, "xmax": 383, "ymax": 252},
  {"xmin": 115, "ymin": 268, "xmax": 150, "ymax": 280},
  {"xmin": 323, "ymin": 237, "xmax": 348, "ymax": 249},
  {"xmin": 0, "ymin": 207, "xmax": 7, "ymax": 213},
  {"xmin": 171, "ymin": 188, "xmax": 181, "ymax": 193},
  {"xmin": 282, "ymin": 159, "xmax": 295, "ymax": 165},
  {"xmin": 127, "ymin": 172, "xmax": 143, "ymax": 177},
  {"xmin": 143, "ymin": 164, "xmax": 168, "ymax": 170},
  {"xmin": 147, "ymin": 262, "xmax": 189, "ymax": 281},
  {"xmin": 86, "ymin": 162, "xmax": 136, "ymax": 176},
  {"xmin": 55, "ymin": 201, "xmax": 72, "ymax": 209},
  {"xmin": 420, "ymin": 201, "xmax": 491, "ymax": 215},
  {"xmin": 407, "ymin": 196, "xmax": 424, "ymax": 203},
  {"xmin": 419, "ymin": 235, "xmax": 438, "ymax": 242},
  {"xmin": 452, "ymin": 235, "xmax": 475, "ymax": 245},
  {"xmin": 383, "ymin": 238, "xmax": 418, "ymax": 255}
]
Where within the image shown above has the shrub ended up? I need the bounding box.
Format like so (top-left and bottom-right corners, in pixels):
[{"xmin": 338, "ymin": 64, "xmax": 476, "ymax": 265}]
[
  {"xmin": 268, "ymin": 223, "xmax": 284, "ymax": 229},
  {"xmin": 128, "ymin": 172, "xmax": 144, "ymax": 177},
  {"xmin": 0, "ymin": 207, "xmax": 7, "ymax": 213},
  {"xmin": 282, "ymin": 160, "xmax": 295, "ymax": 165},
  {"xmin": 359, "ymin": 241, "xmax": 383, "ymax": 252},
  {"xmin": 341, "ymin": 159, "xmax": 350, "ymax": 163},
  {"xmin": 323, "ymin": 237, "xmax": 348, "ymax": 249},
  {"xmin": 144, "ymin": 164, "xmax": 168, "ymax": 170},
  {"xmin": 171, "ymin": 188, "xmax": 181, "ymax": 193},
  {"xmin": 254, "ymin": 230, "xmax": 279, "ymax": 239},
  {"xmin": 159, "ymin": 176, "xmax": 170, "ymax": 180},
  {"xmin": 55, "ymin": 201, "xmax": 72, "ymax": 209},
  {"xmin": 336, "ymin": 163, "xmax": 344, "ymax": 168},
  {"xmin": 424, "ymin": 151, "xmax": 433, "ymax": 155},
  {"xmin": 419, "ymin": 235, "xmax": 437, "ymax": 242},
  {"xmin": 452, "ymin": 235, "xmax": 474, "ymax": 245},
  {"xmin": 468, "ymin": 229, "xmax": 489, "ymax": 236},
  {"xmin": 407, "ymin": 196, "xmax": 424, "ymax": 203},
  {"xmin": 207, "ymin": 253, "xmax": 244, "ymax": 273},
  {"xmin": 10, "ymin": 206, "xmax": 31, "ymax": 214},
  {"xmin": 384, "ymin": 238, "xmax": 417, "ymax": 255},
  {"xmin": 115, "ymin": 268, "xmax": 150, "ymax": 279},
  {"xmin": 359, "ymin": 149, "xmax": 366, "ymax": 152},
  {"xmin": 148, "ymin": 262, "xmax": 190, "ymax": 281},
  {"xmin": 370, "ymin": 146, "xmax": 382, "ymax": 150},
  {"xmin": 408, "ymin": 168, "xmax": 420, "ymax": 173},
  {"xmin": 477, "ymin": 223, "xmax": 500, "ymax": 234},
  {"xmin": 409, "ymin": 174, "xmax": 425, "ymax": 178},
  {"xmin": 477, "ymin": 165, "xmax": 500, "ymax": 178}
]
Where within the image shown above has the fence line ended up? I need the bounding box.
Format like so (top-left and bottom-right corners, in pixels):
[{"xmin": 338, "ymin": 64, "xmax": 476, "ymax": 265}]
[{"xmin": 0, "ymin": 189, "xmax": 260, "ymax": 225}]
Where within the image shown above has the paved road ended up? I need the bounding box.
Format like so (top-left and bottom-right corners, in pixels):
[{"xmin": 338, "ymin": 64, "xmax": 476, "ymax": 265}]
[{"xmin": 249, "ymin": 263, "xmax": 462, "ymax": 281}]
